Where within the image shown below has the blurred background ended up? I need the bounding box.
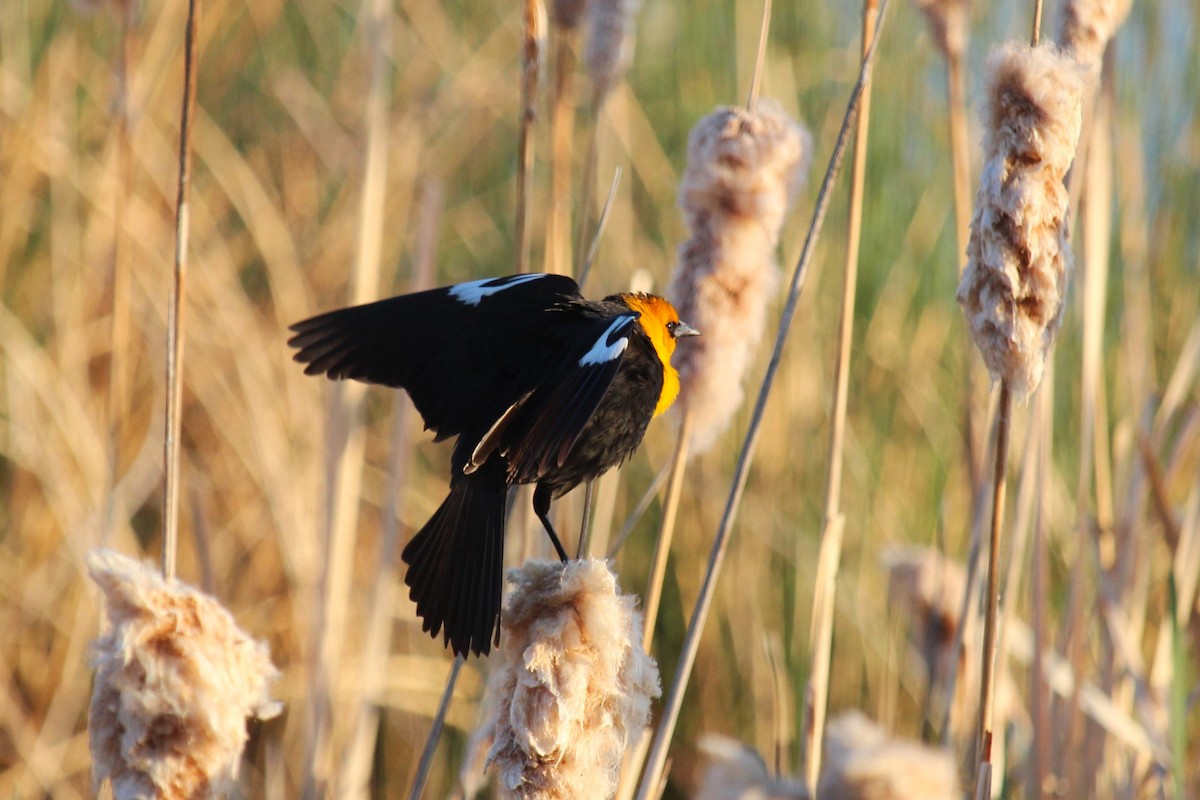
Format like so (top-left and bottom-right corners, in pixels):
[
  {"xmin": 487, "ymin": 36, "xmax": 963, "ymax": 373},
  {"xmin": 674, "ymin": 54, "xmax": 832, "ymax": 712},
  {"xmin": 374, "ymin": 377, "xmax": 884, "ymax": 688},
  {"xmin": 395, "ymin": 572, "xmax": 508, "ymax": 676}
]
[{"xmin": 0, "ymin": 0, "xmax": 1196, "ymax": 796}]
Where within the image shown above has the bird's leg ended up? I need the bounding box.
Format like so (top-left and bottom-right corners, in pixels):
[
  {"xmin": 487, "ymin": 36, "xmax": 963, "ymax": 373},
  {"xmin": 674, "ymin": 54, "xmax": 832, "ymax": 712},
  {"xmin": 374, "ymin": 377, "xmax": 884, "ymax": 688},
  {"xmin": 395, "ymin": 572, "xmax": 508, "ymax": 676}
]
[{"xmin": 533, "ymin": 483, "xmax": 570, "ymax": 563}]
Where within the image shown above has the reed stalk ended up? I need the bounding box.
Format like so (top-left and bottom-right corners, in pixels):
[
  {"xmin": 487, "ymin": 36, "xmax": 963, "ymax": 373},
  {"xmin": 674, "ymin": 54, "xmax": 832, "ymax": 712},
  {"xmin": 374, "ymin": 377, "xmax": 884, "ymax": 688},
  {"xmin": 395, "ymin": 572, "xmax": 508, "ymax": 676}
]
[
  {"xmin": 516, "ymin": 0, "xmax": 542, "ymax": 274},
  {"xmin": 162, "ymin": 0, "xmax": 200, "ymax": 580},
  {"xmin": 802, "ymin": 0, "xmax": 877, "ymax": 786},
  {"xmin": 408, "ymin": 657, "xmax": 464, "ymax": 800}
]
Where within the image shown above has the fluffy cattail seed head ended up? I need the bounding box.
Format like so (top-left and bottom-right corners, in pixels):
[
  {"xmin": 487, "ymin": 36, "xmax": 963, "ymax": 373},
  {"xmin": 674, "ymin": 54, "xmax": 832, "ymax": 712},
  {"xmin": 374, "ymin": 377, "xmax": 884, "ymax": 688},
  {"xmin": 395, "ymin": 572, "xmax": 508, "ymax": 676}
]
[
  {"xmin": 482, "ymin": 559, "xmax": 660, "ymax": 799},
  {"xmin": 694, "ymin": 736, "xmax": 810, "ymax": 800},
  {"xmin": 1055, "ymin": 0, "xmax": 1132, "ymax": 77},
  {"xmin": 956, "ymin": 42, "xmax": 1086, "ymax": 400},
  {"xmin": 584, "ymin": 0, "xmax": 642, "ymax": 102},
  {"xmin": 909, "ymin": 0, "xmax": 969, "ymax": 61},
  {"xmin": 668, "ymin": 100, "xmax": 811, "ymax": 454},
  {"xmin": 818, "ymin": 712, "xmax": 960, "ymax": 800},
  {"xmin": 87, "ymin": 549, "xmax": 280, "ymax": 799}
]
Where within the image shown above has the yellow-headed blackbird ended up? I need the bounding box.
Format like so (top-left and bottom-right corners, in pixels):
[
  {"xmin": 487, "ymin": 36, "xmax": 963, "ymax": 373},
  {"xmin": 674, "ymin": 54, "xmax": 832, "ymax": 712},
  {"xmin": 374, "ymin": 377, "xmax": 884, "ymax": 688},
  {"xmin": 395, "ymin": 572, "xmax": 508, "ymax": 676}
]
[{"xmin": 288, "ymin": 273, "xmax": 698, "ymax": 656}]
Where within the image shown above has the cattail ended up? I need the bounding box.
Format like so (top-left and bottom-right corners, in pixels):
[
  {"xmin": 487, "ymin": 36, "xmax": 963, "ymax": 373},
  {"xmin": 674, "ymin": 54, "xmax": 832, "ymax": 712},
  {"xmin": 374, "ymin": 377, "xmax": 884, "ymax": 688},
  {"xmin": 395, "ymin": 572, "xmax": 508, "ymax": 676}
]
[
  {"xmin": 483, "ymin": 559, "xmax": 660, "ymax": 799},
  {"xmin": 668, "ymin": 100, "xmax": 811, "ymax": 454},
  {"xmin": 908, "ymin": 0, "xmax": 969, "ymax": 61},
  {"xmin": 1055, "ymin": 0, "xmax": 1132, "ymax": 77},
  {"xmin": 694, "ymin": 736, "xmax": 810, "ymax": 800},
  {"xmin": 584, "ymin": 0, "xmax": 642, "ymax": 102},
  {"xmin": 87, "ymin": 549, "xmax": 280, "ymax": 799},
  {"xmin": 955, "ymin": 43, "xmax": 1086, "ymax": 400},
  {"xmin": 883, "ymin": 547, "xmax": 968, "ymax": 680},
  {"xmin": 817, "ymin": 711, "xmax": 960, "ymax": 800},
  {"xmin": 553, "ymin": 0, "xmax": 589, "ymax": 30}
]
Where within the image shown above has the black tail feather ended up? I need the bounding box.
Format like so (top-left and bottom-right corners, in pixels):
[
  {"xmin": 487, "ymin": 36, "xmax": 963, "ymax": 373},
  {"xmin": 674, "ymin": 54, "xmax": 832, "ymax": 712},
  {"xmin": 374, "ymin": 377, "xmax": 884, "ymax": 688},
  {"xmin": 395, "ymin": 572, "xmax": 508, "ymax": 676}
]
[{"xmin": 401, "ymin": 461, "xmax": 507, "ymax": 657}]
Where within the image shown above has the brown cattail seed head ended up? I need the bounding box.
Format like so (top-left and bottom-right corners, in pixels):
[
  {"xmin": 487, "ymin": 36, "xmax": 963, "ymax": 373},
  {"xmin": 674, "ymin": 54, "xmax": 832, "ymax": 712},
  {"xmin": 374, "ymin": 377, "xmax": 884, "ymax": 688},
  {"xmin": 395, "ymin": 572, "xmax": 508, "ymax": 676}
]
[
  {"xmin": 909, "ymin": 0, "xmax": 969, "ymax": 61},
  {"xmin": 553, "ymin": 0, "xmax": 589, "ymax": 30},
  {"xmin": 668, "ymin": 100, "xmax": 811, "ymax": 454},
  {"xmin": 1055, "ymin": 0, "xmax": 1132, "ymax": 77},
  {"xmin": 818, "ymin": 712, "xmax": 960, "ymax": 800},
  {"xmin": 956, "ymin": 42, "xmax": 1086, "ymax": 400},
  {"xmin": 87, "ymin": 549, "xmax": 280, "ymax": 799},
  {"xmin": 482, "ymin": 559, "xmax": 660, "ymax": 799},
  {"xmin": 584, "ymin": 0, "xmax": 642, "ymax": 102}
]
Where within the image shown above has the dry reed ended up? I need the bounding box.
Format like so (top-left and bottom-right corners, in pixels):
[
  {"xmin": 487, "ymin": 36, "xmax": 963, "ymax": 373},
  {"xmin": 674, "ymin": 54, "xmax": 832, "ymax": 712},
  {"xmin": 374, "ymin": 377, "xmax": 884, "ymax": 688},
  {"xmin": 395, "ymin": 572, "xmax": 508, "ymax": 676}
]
[
  {"xmin": 803, "ymin": 2, "xmax": 876, "ymax": 784},
  {"xmin": 87, "ymin": 549, "xmax": 280, "ymax": 798},
  {"xmin": 481, "ymin": 559, "xmax": 659, "ymax": 799}
]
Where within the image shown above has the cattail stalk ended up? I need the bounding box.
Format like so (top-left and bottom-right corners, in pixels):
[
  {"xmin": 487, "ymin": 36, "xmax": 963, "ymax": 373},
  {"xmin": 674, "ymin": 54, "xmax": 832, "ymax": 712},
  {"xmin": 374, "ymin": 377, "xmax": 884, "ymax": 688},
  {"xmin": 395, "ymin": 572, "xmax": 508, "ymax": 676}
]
[
  {"xmin": 545, "ymin": 0, "xmax": 586, "ymax": 275},
  {"xmin": 1054, "ymin": 3, "xmax": 1130, "ymax": 788},
  {"xmin": 956, "ymin": 24, "xmax": 1087, "ymax": 794},
  {"xmin": 516, "ymin": 0, "xmax": 542, "ymax": 273},
  {"xmin": 909, "ymin": 0, "xmax": 979, "ymax": 481},
  {"xmin": 163, "ymin": 0, "xmax": 200, "ymax": 580},
  {"xmin": 803, "ymin": 0, "xmax": 876, "ymax": 787},
  {"xmin": 409, "ymin": 657, "xmax": 464, "ymax": 800},
  {"xmin": 635, "ymin": 9, "xmax": 890, "ymax": 795}
]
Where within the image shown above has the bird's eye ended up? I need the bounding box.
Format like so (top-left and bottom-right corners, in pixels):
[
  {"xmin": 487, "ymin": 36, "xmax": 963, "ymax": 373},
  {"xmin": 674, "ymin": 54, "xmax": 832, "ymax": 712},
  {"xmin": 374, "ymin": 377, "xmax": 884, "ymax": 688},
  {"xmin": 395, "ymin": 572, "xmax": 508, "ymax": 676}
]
[{"xmin": 666, "ymin": 321, "xmax": 678, "ymax": 335}]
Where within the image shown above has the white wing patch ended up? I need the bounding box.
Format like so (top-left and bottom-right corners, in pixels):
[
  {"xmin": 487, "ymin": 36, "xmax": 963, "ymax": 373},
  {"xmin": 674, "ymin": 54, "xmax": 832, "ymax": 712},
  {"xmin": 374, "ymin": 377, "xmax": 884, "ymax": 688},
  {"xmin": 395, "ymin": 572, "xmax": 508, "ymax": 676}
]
[
  {"xmin": 449, "ymin": 274, "xmax": 548, "ymax": 306},
  {"xmin": 579, "ymin": 315, "xmax": 634, "ymax": 366}
]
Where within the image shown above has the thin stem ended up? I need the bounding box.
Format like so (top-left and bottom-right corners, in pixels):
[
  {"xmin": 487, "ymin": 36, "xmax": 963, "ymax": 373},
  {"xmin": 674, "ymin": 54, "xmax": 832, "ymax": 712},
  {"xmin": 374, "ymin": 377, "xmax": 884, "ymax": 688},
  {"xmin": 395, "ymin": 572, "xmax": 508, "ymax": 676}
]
[
  {"xmin": 802, "ymin": 0, "xmax": 876, "ymax": 785},
  {"xmin": 163, "ymin": 0, "xmax": 201, "ymax": 580},
  {"xmin": 408, "ymin": 657, "xmax": 464, "ymax": 800},
  {"xmin": 1030, "ymin": 0, "xmax": 1043, "ymax": 47},
  {"xmin": 975, "ymin": 381, "xmax": 1012, "ymax": 796},
  {"xmin": 635, "ymin": 7, "xmax": 890, "ymax": 794},
  {"xmin": 641, "ymin": 409, "xmax": 693, "ymax": 650},
  {"xmin": 744, "ymin": 0, "xmax": 773, "ymax": 111},
  {"xmin": 574, "ymin": 118, "xmax": 600, "ymax": 278},
  {"xmin": 577, "ymin": 166, "xmax": 621, "ymax": 290},
  {"xmin": 606, "ymin": 463, "xmax": 670, "ymax": 558},
  {"xmin": 946, "ymin": 46, "xmax": 983, "ymax": 492},
  {"xmin": 516, "ymin": 0, "xmax": 541, "ymax": 273},
  {"xmin": 546, "ymin": 24, "xmax": 578, "ymax": 275},
  {"xmin": 576, "ymin": 479, "xmax": 596, "ymax": 558}
]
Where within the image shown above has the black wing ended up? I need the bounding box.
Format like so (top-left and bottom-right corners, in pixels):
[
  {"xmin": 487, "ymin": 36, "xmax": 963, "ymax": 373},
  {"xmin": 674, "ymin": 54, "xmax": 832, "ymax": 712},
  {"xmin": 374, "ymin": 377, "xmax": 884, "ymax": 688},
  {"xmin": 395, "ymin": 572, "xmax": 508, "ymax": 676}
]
[
  {"xmin": 490, "ymin": 311, "xmax": 639, "ymax": 485},
  {"xmin": 288, "ymin": 273, "xmax": 582, "ymax": 440}
]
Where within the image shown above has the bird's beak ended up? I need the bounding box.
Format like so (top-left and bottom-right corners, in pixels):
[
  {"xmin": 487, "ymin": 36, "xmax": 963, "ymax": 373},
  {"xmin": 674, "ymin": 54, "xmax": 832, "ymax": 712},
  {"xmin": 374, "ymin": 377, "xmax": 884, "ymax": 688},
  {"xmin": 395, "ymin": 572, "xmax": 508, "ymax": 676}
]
[{"xmin": 673, "ymin": 321, "xmax": 700, "ymax": 338}]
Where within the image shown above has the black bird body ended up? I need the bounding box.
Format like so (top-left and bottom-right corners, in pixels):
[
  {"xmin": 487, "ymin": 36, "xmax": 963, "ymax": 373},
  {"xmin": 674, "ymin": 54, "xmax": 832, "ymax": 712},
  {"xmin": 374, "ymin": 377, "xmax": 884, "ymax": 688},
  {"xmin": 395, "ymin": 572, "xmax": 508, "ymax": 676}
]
[{"xmin": 289, "ymin": 273, "xmax": 697, "ymax": 656}]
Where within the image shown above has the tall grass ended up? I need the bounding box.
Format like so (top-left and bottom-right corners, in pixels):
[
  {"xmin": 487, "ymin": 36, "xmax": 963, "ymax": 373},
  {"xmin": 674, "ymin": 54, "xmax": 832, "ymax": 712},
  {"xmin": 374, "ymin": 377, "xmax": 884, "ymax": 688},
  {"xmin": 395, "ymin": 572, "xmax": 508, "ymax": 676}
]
[{"xmin": 1, "ymin": 1, "xmax": 1197, "ymax": 797}]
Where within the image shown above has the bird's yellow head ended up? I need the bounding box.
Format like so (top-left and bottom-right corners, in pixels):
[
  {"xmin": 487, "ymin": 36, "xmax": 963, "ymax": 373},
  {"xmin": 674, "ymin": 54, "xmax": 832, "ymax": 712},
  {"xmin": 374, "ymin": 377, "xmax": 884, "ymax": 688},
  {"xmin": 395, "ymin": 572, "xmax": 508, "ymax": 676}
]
[{"xmin": 620, "ymin": 293, "xmax": 700, "ymax": 417}]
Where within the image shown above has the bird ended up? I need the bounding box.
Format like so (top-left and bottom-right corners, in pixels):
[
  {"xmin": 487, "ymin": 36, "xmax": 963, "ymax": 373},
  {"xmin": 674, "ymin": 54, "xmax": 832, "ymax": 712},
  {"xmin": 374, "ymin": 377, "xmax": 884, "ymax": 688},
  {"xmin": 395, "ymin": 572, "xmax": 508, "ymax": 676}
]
[{"xmin": 288, "ymin": 273, "xmax": 699, "ymax": 657}]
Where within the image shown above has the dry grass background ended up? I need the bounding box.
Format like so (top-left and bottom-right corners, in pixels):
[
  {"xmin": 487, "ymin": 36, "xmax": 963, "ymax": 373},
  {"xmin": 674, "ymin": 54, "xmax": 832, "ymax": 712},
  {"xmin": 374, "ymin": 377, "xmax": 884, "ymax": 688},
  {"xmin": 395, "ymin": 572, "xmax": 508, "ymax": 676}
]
[{"xmin": 0, "ymin": 0, "xmax": 1197, "ymax": 797}]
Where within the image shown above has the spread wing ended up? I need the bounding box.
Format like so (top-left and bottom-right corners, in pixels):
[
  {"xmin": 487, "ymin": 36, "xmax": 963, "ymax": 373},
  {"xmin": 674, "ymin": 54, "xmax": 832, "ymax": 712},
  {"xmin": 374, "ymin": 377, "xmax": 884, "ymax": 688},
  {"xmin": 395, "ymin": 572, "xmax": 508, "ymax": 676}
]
[{"xmin": 288, "ymin": 273, "xmax": 582, "ymax": 440}]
